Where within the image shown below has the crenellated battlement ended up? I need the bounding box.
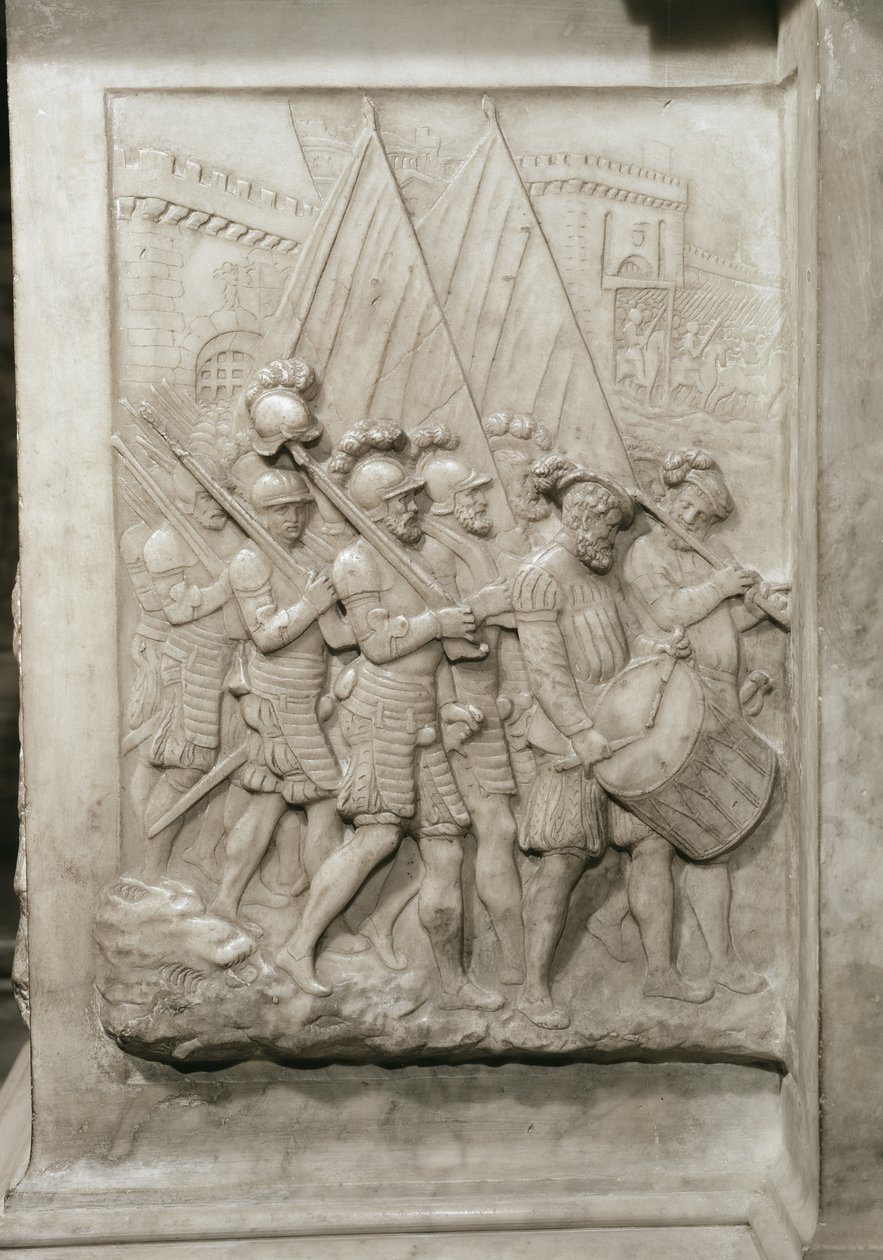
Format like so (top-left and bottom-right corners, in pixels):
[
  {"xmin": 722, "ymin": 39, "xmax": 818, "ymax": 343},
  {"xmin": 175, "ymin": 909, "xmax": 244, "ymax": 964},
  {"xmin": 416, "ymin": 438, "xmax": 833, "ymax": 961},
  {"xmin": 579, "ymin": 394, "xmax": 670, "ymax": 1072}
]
[
  {"xmin": 517, "ymin": 151, "xmax": 687, "ymax": 210},
  {"xmin": 112, "ymin": 147, "xmax": 319, "ymax": 252}
]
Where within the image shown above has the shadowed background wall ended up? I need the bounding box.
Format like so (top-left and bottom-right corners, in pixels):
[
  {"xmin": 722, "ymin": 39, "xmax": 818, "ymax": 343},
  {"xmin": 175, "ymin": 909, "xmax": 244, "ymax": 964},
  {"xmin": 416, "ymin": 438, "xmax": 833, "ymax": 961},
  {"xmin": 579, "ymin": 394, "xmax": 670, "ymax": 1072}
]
[{"xmin": 0, "ymin": 3, "xmax": 26, "ymax": 1077}]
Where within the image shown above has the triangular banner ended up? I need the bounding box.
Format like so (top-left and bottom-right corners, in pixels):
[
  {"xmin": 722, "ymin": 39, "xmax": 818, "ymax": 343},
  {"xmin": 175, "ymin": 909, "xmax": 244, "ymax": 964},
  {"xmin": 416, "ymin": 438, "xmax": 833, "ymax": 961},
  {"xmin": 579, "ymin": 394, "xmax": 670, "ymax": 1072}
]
[
  {"xmin": 415, "ymin": 101, "xmax": 633, "ymax": 483},
  {"xmin": 245, "ymin": 101, "xmax": 514, "ymax": 528}
]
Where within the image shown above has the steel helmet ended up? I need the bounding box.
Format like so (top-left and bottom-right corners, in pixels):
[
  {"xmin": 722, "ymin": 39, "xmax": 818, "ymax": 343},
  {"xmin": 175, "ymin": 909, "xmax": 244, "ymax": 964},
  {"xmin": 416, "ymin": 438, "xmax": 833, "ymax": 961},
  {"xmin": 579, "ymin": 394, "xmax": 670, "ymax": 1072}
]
[
  {"xmin": 348, "ymin": 456, "xmax": 425, "ymax": 519},
  {"xmin": 421, "ymin": 453, "xmax": 490, "ymax": 516},
  {"xmin": 250, "ymin": 468, "xmax": 313, "ymax": 510}
]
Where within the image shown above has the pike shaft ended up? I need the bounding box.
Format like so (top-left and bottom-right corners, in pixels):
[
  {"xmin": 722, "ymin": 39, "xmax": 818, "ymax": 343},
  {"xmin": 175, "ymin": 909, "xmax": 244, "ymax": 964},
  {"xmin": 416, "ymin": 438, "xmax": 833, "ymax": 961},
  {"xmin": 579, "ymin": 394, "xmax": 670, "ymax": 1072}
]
[{"xmin": 112, "ymin": 436, "xmax": 224, "ymax": 578}]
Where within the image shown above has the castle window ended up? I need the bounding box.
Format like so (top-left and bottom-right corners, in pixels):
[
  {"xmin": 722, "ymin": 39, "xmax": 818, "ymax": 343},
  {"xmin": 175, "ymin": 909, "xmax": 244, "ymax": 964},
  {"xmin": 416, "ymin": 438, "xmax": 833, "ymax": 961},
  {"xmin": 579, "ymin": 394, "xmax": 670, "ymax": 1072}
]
[{"xmin": 195, "ymin": 330, "xmax": 262, "ymax": 403}]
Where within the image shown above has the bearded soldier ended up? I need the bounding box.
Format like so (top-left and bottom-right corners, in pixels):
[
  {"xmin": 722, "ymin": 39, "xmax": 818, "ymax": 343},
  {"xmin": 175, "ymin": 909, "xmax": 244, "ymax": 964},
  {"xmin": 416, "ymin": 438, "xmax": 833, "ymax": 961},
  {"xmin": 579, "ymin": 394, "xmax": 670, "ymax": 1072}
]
[
  {"xmin": 209, "ymin": 467, "xmax": 347, "ymax": 922},
  {"xmin": 622, "ymin": 448, "xmax": 788, "ymax": 995},
  {"xmin": 142, "ymin": 459, "xmax": 244, "ymax": 878},
  {"xmin": 513, "ymin": 456, "xmax": 700, "ymax": 1031},
  {"xmin": 277, "ymin": 422, "xmax": 502, "ymax": 1012},
  {"xmin": 413, "ymin": 427, "xmax": 524, "ymax": 985}
]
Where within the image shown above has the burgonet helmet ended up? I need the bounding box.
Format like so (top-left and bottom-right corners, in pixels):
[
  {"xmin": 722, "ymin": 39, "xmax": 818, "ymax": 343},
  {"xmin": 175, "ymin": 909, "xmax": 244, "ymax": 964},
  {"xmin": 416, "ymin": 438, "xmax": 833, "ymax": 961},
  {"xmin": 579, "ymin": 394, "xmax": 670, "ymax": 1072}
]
[
  {"xmin": 250, "ymin": 468, "xmax": 314, "ymax": 510},
  {"xmin": 245, "ymin": 358, "xmax": 322, "ymax": 457},
  {"xmin": 348, "ymin": 457, "xmax": 425, "ymax": 519}
]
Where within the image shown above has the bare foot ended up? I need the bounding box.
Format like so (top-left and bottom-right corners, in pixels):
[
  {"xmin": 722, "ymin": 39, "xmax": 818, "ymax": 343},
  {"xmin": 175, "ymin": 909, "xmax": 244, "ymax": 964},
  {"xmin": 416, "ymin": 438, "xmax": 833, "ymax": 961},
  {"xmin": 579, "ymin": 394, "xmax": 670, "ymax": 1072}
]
[
  {"xmin": 361, "ymin": 915, "xmax": 408, "ymax": 971},
  {"xmin": 643, "ymin": 968, "xmax": 714, "ymax": 1004},
  {"xmin": 587, "ymin": 911, "xmax": 632, "ymax": 964},
  {"xmin": 517, "ymin": 992, "xmax": 572, "ymax": 1030},
  {"xmin": 322, "ymin": 929, "xmax": 372, "ymax": 957},
  {"xmin": 710, "ymin": 960, "xmax": 768, "ymax": 995},
  {"xmin": 275, "ymin": 946, "xmax": 331, "ymax": 997},
  {"xmin": 437, "ymin": 979, "xmax": 504, "ymax": 1012}
]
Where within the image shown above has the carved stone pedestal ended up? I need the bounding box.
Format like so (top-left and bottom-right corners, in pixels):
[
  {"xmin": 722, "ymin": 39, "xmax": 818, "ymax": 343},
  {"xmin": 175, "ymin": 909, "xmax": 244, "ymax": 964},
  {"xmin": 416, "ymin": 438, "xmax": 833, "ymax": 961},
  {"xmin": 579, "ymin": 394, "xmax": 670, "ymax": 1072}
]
[{"xmin": 1, "ymin": 1, "xmax": 879, "ymax": 1255}]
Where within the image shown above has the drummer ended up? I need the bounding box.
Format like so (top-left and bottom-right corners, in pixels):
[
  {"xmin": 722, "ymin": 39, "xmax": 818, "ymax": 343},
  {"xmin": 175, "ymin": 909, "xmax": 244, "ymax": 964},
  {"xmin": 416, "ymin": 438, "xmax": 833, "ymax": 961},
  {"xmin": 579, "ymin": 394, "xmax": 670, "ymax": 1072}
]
[
  {"xmin": 511, "ymin": 454, "xmax": 699, "ymax": 1032},
  {"xmin": 623, "ymin": 447, "xmax": 787, "ymax": 996}
]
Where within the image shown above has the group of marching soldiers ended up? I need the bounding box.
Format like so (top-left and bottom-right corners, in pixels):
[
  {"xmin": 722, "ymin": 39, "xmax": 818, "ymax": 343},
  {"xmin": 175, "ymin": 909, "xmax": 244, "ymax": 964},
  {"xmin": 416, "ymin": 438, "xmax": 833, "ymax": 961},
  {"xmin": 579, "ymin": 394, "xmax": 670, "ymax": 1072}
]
[{"xmin": 119, "ymin": 357, "xmax": 789, "ymax": 1032}]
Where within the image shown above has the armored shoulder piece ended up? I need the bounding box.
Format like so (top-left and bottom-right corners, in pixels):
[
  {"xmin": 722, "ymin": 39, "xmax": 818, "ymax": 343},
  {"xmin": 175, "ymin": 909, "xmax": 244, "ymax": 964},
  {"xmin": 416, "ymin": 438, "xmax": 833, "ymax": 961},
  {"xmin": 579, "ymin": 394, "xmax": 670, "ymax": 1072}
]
[
  {"xmin": 143, "ymin": 523, "xmax": 197, "ymax": 576},
  {"xmin": 119, "ymin": 522, "xmax": 151, "ymax": 567},
  {"xmin": 229, "ymin": 543, "xmax": 273, "ymax": 596},
  {"xmin": 332, "ymin": 538, "xmax": 383, "ymax": 600}
]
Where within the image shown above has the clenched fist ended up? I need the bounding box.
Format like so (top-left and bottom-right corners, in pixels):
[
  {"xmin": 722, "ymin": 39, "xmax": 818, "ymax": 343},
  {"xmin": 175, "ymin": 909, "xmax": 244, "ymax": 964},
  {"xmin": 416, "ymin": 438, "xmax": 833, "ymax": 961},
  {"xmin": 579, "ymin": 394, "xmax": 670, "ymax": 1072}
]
[
  {"xmin": 436, "ymin": 605, "xmax": 476, "ymax": 638},
  {"xmin": 570, "ymin": 726, "xmax": 612, "ymax": 774},
  {"xmin": 303, "ymin": 570, "xmax": 338, "ymax": 615}
]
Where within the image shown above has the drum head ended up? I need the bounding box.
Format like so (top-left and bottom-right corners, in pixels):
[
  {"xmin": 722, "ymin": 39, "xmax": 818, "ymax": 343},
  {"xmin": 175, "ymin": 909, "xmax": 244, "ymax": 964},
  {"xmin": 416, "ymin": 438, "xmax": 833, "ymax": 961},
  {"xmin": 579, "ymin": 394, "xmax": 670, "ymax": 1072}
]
[{"xmin": 594, "ymin": 657, "xmax": 705, "ymax": 797}]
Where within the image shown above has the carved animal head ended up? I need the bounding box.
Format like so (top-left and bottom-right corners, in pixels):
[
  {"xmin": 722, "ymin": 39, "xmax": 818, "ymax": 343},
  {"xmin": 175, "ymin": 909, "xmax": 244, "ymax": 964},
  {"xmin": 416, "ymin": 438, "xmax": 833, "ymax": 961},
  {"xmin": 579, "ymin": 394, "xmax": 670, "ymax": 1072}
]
[{"xmin": 95, "ymin": 876, "xmax": 257, "ymax": 1011}]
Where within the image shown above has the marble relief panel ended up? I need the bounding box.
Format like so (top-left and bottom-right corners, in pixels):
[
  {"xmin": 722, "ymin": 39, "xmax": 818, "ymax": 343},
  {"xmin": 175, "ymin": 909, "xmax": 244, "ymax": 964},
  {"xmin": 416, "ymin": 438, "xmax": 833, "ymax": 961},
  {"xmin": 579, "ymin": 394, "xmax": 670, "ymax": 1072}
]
[{"xmin": 97, "ymin": 87, "xmax": 793, "ymax": 1067}]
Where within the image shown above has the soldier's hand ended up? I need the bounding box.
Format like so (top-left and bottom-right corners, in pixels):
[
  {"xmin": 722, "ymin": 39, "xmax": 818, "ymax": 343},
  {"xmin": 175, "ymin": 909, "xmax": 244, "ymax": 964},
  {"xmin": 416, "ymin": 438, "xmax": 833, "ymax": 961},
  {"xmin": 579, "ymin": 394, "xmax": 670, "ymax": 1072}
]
[
  {"xmin": 570, "ymin": 727, "xmax": 612, "ymax": 775},
  {"xmin": 469, "ymin": 579, "xmax": 513, "ymax": 623},
  {"xmin": 658, "ymin": 625, "xmax": 692, "ymax": 659},
  {"xmin": 437, "ymin": 605, "xmax": 476, "ymax": 638},
  {"xmin": 304, "ymin": 570, "xmax": 338, "ymax": 614},
  {"xmin": 715, "ymin": 564, "xmax": 756, "ymax": 599},
  {"xmin": 440, "ymin": 701, "xmax": 484, "ymax": 750}
]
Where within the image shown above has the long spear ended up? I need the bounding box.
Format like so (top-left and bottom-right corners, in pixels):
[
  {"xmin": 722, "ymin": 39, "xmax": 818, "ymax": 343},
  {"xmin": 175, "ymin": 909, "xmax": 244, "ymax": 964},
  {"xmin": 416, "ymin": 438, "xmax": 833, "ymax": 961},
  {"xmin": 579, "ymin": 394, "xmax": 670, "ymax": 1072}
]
[
  {"xmin": 137, "ymin": 410, "xmax": 353, "ymax": 649},
  {"xmin": 111, "ymin": 435, "xmax": 226, "ymax": 578},
  {"xmin": 140, "ymin": 391, "xmax": 487, "ymax": 660}
]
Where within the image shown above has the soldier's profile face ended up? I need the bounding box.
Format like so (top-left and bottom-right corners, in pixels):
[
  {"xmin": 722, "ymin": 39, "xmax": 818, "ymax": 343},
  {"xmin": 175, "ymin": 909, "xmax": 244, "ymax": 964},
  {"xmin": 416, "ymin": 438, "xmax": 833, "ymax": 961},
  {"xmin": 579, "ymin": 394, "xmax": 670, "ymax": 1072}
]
[
  {"xmin": 454, "ymin": 486, "xmax": 492, "ymax": 537},
  {"xmin": 382, "ymin": 491, "xmax": 421, "ymax": 545},
  {"xmin": 193, "ymin": 489, "xmax": 228, "ymax": 531}
]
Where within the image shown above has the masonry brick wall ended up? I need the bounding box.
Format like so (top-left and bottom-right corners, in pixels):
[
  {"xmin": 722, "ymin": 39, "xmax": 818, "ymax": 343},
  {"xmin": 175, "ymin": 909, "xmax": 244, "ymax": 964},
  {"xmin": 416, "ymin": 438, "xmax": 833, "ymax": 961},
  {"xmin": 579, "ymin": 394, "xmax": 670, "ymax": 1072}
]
[{"xmin": 117, "ymin": 210, "xmax": 188, "ymax": 386}]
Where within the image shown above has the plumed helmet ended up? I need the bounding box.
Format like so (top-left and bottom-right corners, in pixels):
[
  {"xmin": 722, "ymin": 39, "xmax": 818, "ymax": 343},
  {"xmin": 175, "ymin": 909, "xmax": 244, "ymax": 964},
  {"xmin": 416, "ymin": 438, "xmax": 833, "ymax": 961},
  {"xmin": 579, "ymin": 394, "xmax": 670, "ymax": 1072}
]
[
  {"xmin": 348, "ymin": 456, "xmax": 425, "ymax": 519},
  {"xmin": 422, "ymin": 454, "xmax": 490, "ymax": 516},
  {"xmin": 245, "ymin": 358, "xmax": 322, "ymax": 457},
  {"xmin": 251, "ymin": 468, "xmax": 313, "ymax": 511}
]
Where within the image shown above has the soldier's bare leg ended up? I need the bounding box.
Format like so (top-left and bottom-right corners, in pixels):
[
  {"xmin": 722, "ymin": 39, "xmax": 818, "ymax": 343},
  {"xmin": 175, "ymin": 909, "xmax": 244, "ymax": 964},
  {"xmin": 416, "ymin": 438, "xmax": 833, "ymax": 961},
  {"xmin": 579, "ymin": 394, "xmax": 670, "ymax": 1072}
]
[
  {"xmin": 469, "ymin": 793, "xmax": 525, "ymax": 985},
  {"xmin": 681, "ymin": 859, "xmax": 766, "ymax": 994},
  {"xmin": 421, "ymin": 835, "xmax": 503, "ymax": 1012},
  {"xmin": 587, "ymin": 851, "xmax": 633, "ymax": 963},
  {"xmin": 302, "ymin": 795, "xmax": 346, "ymax": 875},
  {"xmin": 210, "ymin": 793, "xmax": 288, "ymax": 921},
  {"xmin": 518, "ymin": 851, "xmax": 585, "ymax": 1030},
  {"xmin": 304, "ymin": 798, "xmax": 370, "ymax": 956},
  {"xmin": 180, "ymin": 788, "xmax": 231, "ymax": 883},
  {"xmin": 359, "ymin": 839, "xmax": 421, "ymax": 970},
  {"xmin": 628, "ymin": 836, "xmax": 713, "ymax": 1003},
  {"xmin": 277, "ymin": 822, "xmax": 401, "ymax": 995},
  {"xmin": 142, "ymin": 767, "xmax": 202, "ymax": 880}
]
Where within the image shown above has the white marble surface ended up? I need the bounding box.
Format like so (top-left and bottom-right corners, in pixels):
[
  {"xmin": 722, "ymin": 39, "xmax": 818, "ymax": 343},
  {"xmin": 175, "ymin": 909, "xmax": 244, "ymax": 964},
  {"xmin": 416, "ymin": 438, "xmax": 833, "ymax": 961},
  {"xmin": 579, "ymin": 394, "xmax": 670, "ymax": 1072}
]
[{"xmin": 6, "ymin": 0, "xmax": 875, "ymax": 1255}]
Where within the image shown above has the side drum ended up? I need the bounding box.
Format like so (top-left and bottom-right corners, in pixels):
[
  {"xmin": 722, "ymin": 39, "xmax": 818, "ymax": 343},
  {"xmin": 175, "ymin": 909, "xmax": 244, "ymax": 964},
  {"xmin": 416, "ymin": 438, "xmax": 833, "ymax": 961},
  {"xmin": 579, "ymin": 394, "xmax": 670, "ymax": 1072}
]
[{"xmin": 593, "ymin": 657, "xmax": 778, "ymax": 861}]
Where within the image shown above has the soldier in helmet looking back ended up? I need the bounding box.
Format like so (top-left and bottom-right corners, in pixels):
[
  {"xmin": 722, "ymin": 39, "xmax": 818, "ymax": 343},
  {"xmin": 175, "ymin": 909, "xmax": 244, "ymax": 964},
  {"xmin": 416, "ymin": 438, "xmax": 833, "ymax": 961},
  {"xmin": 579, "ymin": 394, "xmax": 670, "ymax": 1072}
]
[
  {"xmin": 209, "ymin": 465, "xmax": 348, "ymax": 923},
  {"xmin": 277, "ymin": 421, "xmax": 502, "ymax": 1013}
]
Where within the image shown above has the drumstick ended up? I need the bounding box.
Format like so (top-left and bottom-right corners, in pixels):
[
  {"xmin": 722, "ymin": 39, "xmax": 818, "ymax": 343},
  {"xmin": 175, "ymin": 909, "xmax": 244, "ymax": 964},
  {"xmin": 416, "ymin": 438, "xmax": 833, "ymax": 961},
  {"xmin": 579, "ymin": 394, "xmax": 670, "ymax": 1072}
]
[
  {"xmin": 554, "ymin": 732, "xmax": 643, "ymax": 773},
  {"xmin": 644, "ymin": 655, "xmax": 678, "ymax": 730}
]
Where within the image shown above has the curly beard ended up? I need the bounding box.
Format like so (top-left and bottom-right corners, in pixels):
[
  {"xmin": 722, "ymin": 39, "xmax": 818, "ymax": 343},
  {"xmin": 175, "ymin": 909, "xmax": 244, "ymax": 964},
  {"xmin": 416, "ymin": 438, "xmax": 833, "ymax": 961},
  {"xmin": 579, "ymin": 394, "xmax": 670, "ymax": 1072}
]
[
  {"xmin": 453, "ymin": 500, "xmax": 492, "ymax": 537},
  {"xmin": 574, "ymin": 533, "xmax": 615, "ymax": 573},
  {"xmin": 384, "ymin": 510, "xmax": 422, "ymax": 546}
]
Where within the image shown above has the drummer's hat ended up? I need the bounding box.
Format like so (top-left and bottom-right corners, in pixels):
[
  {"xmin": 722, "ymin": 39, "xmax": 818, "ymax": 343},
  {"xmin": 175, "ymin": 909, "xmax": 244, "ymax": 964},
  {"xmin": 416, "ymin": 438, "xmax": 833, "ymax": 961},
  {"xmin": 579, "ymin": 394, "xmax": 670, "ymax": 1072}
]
[{"xmin": 532, "ymin": 455, "xmax": 635, "ymax": 526}]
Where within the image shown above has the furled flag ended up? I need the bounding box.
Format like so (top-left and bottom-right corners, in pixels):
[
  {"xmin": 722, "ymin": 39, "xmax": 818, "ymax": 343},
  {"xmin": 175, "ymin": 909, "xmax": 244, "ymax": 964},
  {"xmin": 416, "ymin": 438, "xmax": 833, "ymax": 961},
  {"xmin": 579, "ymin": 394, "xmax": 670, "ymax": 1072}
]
[
  {"xmin": 243, "ymin": 99, "xmax": 514, "ymax": 528},
  {"xmin": 415, "ymin": 98, "xmax": 633, "ymax": 483}
]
